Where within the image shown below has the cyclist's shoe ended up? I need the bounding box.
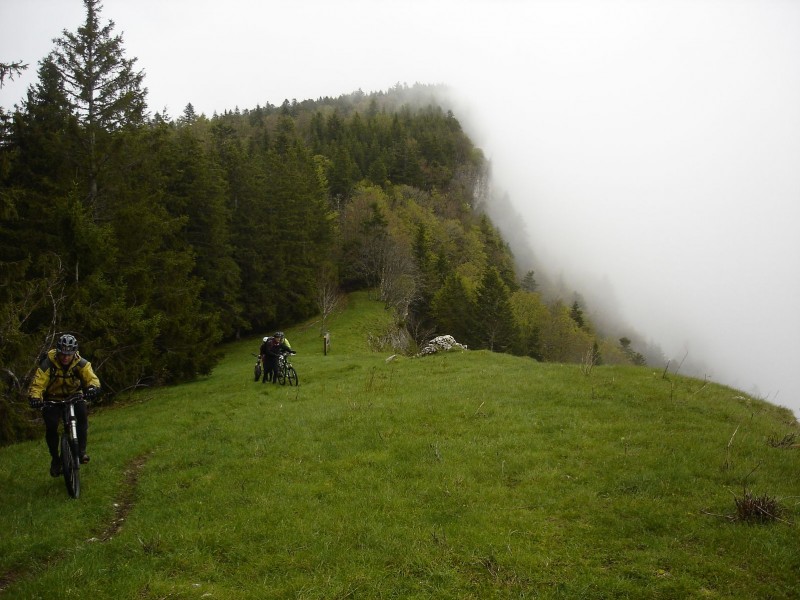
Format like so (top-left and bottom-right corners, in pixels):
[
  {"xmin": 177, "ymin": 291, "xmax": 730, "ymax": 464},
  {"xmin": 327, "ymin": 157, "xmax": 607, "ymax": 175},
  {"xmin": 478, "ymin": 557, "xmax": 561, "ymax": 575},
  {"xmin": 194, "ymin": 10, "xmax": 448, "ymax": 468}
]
[
  {"xmin": 50, "ymin": 457, "xmax": 62, "ymax": 477},
  {"xmin": 80, "ymin": 454, "xmax": 90, "ymax": 464}
]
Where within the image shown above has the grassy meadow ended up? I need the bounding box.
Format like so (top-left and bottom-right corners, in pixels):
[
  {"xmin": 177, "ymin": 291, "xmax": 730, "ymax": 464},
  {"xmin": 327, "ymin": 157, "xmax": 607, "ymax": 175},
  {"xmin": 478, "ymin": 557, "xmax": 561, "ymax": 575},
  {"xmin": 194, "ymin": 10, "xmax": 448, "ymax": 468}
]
[{"xmin": 1, "ymin": 292, "xmax": 798, "ymax": 599}]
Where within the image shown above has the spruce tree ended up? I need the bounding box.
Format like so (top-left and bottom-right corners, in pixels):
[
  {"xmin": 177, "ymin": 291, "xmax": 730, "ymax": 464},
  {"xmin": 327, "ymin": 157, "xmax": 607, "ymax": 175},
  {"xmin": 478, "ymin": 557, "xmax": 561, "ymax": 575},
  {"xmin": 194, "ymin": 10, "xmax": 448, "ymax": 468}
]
[
  {"xmin": 162, "ymin": 125, "xmax": 240, "ymax": 338},
  {"xmin": 50, "ymin": 0, "xmax": 146, "ymax": 207},
  {"xmin": 474, "ymin": 267, "xmax": 517, "ymax": 352},
  {"xmin": 570, "ymin": 301, "xmax": 585, "ymax": 328},
  {"xmin": 430, "ymin": 274, "xmax": 474, "ymax": 345},
  {"xmin": 7, "ymin": 57, "xmax": 75, "ymax": 197},
  {"xmin": 259, "ymin": 140, "xmax": 335, "ymax": 324},
  {"xmin": 521, "ymin": 270, "xmax": 538, "ymax": 292}
]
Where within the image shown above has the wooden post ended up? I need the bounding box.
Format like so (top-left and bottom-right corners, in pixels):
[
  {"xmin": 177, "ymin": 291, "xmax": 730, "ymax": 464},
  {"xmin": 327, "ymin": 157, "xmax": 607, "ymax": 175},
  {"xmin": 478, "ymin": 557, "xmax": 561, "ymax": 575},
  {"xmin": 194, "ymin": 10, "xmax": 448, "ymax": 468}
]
[{"xmin": 323, "ymin": 332, "xmax": 331, "ymax": 356}]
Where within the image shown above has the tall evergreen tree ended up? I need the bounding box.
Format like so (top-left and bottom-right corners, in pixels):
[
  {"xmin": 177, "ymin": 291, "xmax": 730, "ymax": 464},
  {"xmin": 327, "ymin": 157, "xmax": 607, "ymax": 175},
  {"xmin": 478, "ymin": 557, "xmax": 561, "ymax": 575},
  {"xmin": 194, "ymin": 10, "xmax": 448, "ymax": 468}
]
[
  {"xmin": 570, "ymin": 301, "xmax": 585, "ymax": 329},
  {"xmin": 473, "ymin": 267, "xmax": 517, "ymax": 352},
  {"xmin": 162, "ymin": 125, "xmax": 240, "ymax": 337},
  {"xmin": 260, "ymin": 140, "xmax": 335, "ymax": 324},
  {"xmin": 7, "ymin": 57, "xmax": 75, "ymax": 197},
  {"xmin": 407, "ymin": 222, "xmax": 438, "ymax": 330},
  {"xmin": 50, "ymin": 0, "xmax": 146, "ymax": 207},
  {"xmin": 478, "ymin": 215, "xmax": 517, "ymax": 290},
  {"xmin": 229, "ymin": 155, "xmax": 276, "ymax": 331},
  {"xmin": 521, "ymin": 270, "xmax": 538, "ymax": 292},
  {"xmin": 430, "ymin": 274, "xmax": 474, "ymax": 345}
]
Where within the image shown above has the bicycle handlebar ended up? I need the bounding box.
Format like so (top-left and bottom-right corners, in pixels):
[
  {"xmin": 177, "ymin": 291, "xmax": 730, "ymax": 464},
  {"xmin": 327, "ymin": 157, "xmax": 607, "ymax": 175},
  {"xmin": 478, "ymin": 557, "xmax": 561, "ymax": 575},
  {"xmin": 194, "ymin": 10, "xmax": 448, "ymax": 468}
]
[{"xmin": 43, "ymin": 392, "xmax": 85, "ymax": 406}]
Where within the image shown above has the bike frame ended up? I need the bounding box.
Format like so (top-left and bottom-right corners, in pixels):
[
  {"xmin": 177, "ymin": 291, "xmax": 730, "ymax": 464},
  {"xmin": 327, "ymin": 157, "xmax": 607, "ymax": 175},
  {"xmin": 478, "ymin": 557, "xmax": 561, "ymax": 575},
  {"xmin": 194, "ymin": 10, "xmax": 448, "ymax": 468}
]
[
  {"xmin": 45, "ymin": 392, "xmax": 83, "ymax": 499},
  {"xmin": 278, "ymin": 354, "xmax": 287, "ymax": 376},
  {"xmin": 252, "ymin": 353, "xmax": 263, "ymax": 381},
  {"xmin": 277, "ymin": 353, "xmax": 298, "ymax": 386}
]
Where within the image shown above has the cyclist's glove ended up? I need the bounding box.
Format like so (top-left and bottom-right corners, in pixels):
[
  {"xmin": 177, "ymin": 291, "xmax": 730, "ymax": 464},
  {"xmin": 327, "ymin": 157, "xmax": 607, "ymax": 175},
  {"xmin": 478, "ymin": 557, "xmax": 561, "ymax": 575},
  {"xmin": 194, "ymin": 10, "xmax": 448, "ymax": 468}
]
[
  {"xmin": 84, "ymin": 386, "xmax": 99, "ymax": 400},
  {"xmin": 29, "ymin": 397, "xmax": 43, "ymax": 409}
]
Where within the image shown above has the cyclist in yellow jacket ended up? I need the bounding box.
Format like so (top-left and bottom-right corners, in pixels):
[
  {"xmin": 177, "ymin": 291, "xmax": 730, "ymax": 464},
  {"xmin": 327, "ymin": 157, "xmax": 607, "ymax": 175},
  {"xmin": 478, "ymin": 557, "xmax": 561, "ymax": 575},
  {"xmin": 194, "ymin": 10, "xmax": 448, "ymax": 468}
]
[{"xmin": 28, "ymin": 334, "xmax": 100, "ymax": 477}]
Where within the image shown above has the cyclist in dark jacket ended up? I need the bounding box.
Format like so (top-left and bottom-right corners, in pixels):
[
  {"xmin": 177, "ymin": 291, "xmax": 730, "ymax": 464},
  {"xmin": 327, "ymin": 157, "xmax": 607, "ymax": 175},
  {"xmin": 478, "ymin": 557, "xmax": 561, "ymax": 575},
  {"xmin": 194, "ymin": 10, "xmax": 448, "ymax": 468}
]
[
  {"xmin": 263, "ymin": 331, "xmax": 295, "ymax": 384},
  {"xmin": 28, "ymin": 334, "xmax": 100, "ymax": 477},
  {"xmin": 258, "ymin": 336, "xmax": 271, "ymax": 382}
]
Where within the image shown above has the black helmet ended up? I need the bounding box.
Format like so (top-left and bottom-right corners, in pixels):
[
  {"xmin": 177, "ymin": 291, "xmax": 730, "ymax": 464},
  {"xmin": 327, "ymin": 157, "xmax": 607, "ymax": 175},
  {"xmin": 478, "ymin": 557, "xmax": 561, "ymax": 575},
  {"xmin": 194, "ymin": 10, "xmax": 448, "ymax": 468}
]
[
  {"xmin": 275, "ymin": 331, "xmax": 284, "ymax": 339},
  {"xmin": 56, "ymin": 334, "xmax": 79, "ymax": 355}
]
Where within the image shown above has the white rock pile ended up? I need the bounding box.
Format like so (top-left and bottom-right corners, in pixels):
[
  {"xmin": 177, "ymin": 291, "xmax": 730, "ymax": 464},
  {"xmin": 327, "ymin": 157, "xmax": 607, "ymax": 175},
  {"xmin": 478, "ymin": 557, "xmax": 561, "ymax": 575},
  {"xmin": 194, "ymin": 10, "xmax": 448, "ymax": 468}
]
[{"xmin": 417, "ymin": 335, "xmax": 468, "ymax": 356}]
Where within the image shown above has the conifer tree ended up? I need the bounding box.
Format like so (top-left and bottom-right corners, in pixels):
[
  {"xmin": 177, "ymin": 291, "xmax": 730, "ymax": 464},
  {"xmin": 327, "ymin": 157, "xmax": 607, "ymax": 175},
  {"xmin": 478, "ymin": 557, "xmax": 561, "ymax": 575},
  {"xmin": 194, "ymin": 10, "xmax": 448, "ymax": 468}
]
[
  {"xmin": 50, "ymin": 0, "xmax": 146, "ymax": 207},
  {"xmin": 478, "ymin": 215, "xmax": 517, "ymax": 290},
  {"xmin": 521, "ymin": 270, "xmax": 538, "ymax": 292},
  {"xmin": 408, "ymin": 222, "xmax": 439, "ymax": 330},
  {"xmin": 260, "ymin": 140, "xmax": 335, "ymax": 324},
  {"xmin": 619, "ymin": 337, "xmax": 646, "ymax": 366},
  {"xmin": 430, "ymin": 274, "xmax": 474, "ymax": 345},
  {"xmin": 229, "ymin": 155, "xmax": 276, "ymax": 330},
  {"xmin": 570, "ymin": 301, "xmax": 585, "ymax": 329},
  {"xmin": 7, "ymin": 57, "xmax": 75, "ymax": 196},
  {"xmin": 474, "ymin": 267, "xmax": 517, "ymax": 352},
  {"xmin": 162, "ymin": 125, "xmax": 240, "ymax": 338}
]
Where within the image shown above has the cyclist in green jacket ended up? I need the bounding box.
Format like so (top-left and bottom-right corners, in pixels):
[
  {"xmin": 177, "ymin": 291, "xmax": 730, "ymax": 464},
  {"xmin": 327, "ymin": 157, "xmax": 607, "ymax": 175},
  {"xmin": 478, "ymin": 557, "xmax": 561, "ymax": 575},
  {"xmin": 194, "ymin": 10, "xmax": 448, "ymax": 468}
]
[{"xmin": 28, "ymin": 334, "xmax": 100, "ymax": 477}]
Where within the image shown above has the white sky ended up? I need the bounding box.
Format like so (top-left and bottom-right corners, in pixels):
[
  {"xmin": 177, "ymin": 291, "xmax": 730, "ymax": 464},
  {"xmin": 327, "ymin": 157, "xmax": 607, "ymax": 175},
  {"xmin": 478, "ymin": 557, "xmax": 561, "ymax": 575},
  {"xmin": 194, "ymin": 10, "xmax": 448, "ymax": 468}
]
[{"xmin": 3, "ymin": 0, "xmax": 799, "ymax": 418}]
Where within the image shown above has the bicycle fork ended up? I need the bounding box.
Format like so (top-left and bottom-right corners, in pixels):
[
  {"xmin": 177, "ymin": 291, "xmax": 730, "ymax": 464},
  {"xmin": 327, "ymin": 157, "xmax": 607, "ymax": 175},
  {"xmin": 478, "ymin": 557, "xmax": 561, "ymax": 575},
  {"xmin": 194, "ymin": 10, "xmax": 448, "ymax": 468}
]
[{"xmin": 65, "ymin": 403, "xmax": 79, "ymax": 468}]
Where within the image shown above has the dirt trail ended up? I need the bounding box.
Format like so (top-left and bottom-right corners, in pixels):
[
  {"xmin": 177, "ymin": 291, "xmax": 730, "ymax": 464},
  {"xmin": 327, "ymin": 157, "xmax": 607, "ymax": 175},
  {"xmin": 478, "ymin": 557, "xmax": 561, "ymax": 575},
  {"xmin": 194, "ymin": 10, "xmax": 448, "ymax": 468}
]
[{"xmin": 0, "ymin": 453, "xmax": 149, "ymax": 595}]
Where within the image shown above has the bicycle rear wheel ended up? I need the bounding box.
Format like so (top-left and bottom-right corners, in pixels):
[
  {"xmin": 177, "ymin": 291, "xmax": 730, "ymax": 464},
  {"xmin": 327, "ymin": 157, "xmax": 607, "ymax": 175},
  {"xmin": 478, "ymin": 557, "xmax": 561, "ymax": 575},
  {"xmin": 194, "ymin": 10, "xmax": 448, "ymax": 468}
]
[
  {"xmin": 254, "ymin": 362, "xmax": 262, "ymax": 381},
  {"xmin": 286, "ymin": 366, "xmax": 298, "ymax": 386},
  {"xmin": 61, "ymin": 434, "xmax": 81, "ymax": 499}
]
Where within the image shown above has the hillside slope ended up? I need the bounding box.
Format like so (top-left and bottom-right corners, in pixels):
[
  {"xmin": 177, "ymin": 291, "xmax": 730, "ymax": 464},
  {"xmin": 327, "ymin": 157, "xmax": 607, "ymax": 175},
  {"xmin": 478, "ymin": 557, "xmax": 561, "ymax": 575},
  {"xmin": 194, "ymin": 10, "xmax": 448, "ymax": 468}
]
[{"xmin": 1, "ymin": 292, "xmax": 798, "ymax": 598}]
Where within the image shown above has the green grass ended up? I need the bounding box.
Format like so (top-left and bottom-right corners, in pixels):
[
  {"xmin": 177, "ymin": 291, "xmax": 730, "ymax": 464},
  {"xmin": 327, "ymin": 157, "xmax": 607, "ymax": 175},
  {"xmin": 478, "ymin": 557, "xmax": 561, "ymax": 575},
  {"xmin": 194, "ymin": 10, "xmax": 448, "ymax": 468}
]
[{"xmin": 1, "ymin": 291, "xmax": 798, "ymax": 598}]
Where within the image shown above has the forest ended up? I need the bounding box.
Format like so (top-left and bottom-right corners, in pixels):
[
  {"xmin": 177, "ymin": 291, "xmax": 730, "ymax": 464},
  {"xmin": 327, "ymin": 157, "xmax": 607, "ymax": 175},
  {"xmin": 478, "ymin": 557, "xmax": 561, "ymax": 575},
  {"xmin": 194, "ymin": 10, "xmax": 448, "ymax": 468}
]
[{"xmin": 0, "ymin": 0, "xmax": 644, "ymax": 444}]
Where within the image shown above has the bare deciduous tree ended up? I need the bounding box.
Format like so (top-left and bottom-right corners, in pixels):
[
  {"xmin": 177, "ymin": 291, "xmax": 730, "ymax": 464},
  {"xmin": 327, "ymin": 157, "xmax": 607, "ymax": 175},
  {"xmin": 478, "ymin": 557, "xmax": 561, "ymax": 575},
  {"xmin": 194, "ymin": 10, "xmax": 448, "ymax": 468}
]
[
  {"xmin": 315, "ymin": 266, "xmax": 342, "ymax": 336},
  {"xmin": 378, "ymin": 238, "xmax": 417, "ymax": 321}
]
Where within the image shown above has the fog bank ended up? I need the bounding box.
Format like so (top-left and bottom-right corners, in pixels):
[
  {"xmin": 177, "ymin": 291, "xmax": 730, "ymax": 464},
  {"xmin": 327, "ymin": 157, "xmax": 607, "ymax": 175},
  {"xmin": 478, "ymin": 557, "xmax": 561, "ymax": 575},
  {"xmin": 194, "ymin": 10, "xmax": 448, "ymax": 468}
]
[{"xmin": 447, "ymin": 2, "xmax": 800, "ymax": 416}]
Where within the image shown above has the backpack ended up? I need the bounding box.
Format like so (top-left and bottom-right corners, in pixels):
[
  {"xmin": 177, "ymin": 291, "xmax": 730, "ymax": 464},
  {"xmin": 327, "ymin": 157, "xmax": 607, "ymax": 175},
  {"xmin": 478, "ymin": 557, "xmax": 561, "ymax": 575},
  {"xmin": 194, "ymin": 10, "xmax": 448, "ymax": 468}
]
[{"xmin": 39, "ymin": 352, "xmax": 87, "ymax": 392}]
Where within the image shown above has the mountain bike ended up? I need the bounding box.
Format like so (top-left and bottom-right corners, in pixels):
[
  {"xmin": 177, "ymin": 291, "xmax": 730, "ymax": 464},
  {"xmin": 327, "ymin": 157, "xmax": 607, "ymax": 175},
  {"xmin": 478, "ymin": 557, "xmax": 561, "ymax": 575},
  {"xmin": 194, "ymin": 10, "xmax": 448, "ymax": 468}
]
[
  {"xmin": 252, "ymin": 353, "xmax": 262, "ymax": 381},
  {"xmin": 276, "ymin": 352, "xmax": 298, "ymax": 386},
  {"xmin": 43, "ymin": 392, "xmax": 85, "ymax": 499}
]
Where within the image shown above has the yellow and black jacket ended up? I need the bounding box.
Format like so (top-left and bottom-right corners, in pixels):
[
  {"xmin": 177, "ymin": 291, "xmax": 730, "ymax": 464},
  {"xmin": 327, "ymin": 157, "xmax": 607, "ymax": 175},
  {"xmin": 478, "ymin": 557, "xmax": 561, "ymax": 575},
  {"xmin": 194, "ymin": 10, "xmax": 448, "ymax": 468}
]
[{"xmin": 29, "ymin": 349, "xmax": 100, "ymax": 400}]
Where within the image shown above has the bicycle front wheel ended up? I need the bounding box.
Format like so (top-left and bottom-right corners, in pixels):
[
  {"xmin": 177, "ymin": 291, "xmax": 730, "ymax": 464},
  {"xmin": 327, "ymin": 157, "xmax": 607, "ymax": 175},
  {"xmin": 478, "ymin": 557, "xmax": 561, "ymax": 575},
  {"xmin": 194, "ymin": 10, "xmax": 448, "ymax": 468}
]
[
  {"xmin": 286, "ymin": 367, "xmax": 298, "ymax": 386},
  {"xmin": 61, "ymin": 434, "xmax": 81, "ymax": 499}
]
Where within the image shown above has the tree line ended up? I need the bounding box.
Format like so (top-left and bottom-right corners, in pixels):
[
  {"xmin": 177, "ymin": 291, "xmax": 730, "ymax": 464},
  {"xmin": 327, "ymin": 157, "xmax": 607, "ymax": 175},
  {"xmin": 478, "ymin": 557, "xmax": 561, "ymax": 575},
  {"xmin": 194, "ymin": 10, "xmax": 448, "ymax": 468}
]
[{"xmin": 0, "ymin": 0, "xmax": 641, "ymax": 444}]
